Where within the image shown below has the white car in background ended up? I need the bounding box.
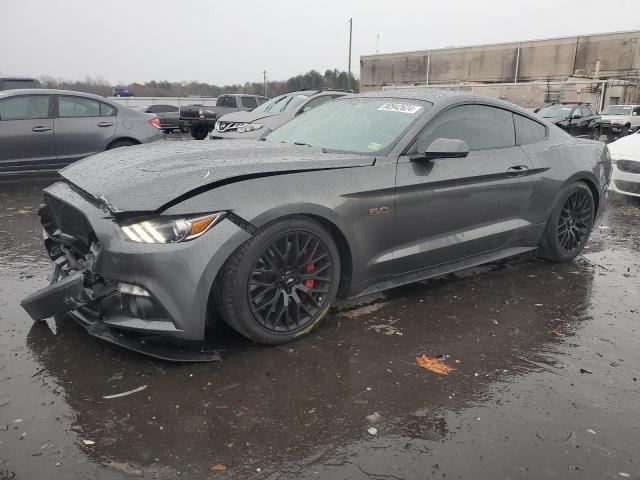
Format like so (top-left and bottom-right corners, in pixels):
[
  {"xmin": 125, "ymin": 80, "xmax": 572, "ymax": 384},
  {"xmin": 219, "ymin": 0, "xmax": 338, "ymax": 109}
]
[{"xmin": 609, "ymin": 129, "xmax": 640, "ymax": 200}]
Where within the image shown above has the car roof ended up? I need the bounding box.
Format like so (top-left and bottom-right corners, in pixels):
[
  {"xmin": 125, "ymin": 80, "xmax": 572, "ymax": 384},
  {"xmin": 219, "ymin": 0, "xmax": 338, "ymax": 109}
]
[
  {"xmin": 351, "ymin": 89, "xmax": 535, "ymax": 116},
  {"xmin": 219, "ymin": 93, "xmax": 267, "ymax": 98},
  {"xmin": 0, "ymin": 88, "xmax": 112, "ymax": 102}
]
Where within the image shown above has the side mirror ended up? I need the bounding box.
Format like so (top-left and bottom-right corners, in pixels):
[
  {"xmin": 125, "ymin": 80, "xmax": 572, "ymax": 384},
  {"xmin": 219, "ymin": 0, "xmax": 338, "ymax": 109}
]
[{"xmin": 412, "ymin": 138, "xmax": 469, "ymax": 161}]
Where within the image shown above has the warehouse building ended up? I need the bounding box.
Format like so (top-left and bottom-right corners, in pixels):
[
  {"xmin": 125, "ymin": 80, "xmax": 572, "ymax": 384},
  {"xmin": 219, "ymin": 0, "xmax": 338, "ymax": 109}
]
[{"xmin": 360, "ymin": 30, "xmax": 640, "ymax": 110}]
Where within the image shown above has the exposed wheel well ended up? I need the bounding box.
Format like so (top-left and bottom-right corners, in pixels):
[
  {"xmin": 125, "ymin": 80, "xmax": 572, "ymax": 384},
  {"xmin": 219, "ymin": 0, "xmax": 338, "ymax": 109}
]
[
  {"xmin": 306, "ymin": 214, "xmax": 353, "ymax": 297},
  {"xmin": 106, "ymin": 137, "xmax": 140, "ymax": 150},
  {"xmin": 579, "ymin": 178, "xmax": 600, "ymax": 218}
]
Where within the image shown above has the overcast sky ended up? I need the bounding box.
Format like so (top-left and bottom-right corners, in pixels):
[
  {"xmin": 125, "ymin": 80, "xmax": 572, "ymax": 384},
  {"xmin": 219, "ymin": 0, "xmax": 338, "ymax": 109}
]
[{"xmin": 1, "ymin": 0, "xmax": 638, "ymax": 85}]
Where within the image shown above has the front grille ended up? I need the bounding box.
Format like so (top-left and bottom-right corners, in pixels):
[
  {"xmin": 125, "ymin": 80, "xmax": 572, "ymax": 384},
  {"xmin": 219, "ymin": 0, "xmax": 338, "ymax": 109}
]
[
  {"xmin": 43, "ymin": 193, "xmax": 93, "ymax": 244},
  {"xmin": 617, "ymin": 160, "xmax": 640, "ymax": 174},
  {"xmin": 615, "ymin": 180, "xmax": 640, "ymax": 194}
]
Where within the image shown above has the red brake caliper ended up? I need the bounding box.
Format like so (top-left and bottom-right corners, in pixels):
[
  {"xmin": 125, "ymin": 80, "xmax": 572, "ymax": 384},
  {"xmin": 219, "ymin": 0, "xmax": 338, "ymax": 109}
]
[{"xmin": 305, "ymin": 263, "xmax": 315, "ymax": 289}]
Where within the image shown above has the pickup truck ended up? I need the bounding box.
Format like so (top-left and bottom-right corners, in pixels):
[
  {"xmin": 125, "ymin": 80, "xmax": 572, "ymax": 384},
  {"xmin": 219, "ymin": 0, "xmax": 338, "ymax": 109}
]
[{"xmin": 179, "ymin": 94, "xmax": 268, "ymax": 139}]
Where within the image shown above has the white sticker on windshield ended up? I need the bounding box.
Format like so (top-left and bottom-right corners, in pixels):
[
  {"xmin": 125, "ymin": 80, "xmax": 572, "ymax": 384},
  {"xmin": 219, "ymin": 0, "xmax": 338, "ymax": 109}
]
[{"xmin": 377, "ymin": 103, "xmax": 422, "ymax": 114}]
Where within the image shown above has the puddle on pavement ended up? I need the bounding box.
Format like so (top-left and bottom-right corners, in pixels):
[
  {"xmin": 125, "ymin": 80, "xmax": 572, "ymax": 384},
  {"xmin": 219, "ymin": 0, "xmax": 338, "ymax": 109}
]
[{"xmin": 1, "ymin": 178, "xmax": 639, "ymax": 479}]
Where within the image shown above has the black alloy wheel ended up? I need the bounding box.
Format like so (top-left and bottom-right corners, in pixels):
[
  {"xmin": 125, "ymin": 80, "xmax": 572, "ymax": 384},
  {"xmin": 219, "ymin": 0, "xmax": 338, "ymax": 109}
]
[
  {"xmin": 219, "ymin": 216, "xmax": 341, "ymax": 344},
  {"xmin": 248, "ymin": 231, "xmax": 333, "ymax": 333},
  {"xmin": 557, "ymin": 189, "xmax": 593, "ymax": 253},
  {"xmin": 538, "ymin": 182, "xmax": 595, "ymax": 263}
]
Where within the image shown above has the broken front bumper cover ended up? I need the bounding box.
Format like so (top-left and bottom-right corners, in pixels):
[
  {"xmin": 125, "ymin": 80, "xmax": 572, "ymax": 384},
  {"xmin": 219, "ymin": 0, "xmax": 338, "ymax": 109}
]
[{"xmin": 21, "ymin": 270, "xmax": 220, "ymax": 363}]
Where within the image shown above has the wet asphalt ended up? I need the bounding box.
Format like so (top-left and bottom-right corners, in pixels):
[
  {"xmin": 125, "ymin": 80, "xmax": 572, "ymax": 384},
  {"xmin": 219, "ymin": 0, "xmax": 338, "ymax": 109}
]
[{"xmin": 0, "ymin": 176, "xmax": 639, "ymax": 480}]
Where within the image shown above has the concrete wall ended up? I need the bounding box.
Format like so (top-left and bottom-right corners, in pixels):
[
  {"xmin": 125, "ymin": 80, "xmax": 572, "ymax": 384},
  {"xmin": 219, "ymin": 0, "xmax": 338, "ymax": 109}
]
[
  {"xmin": 383, "ymin": 81, "xmax": 640, "ymax": 111},
  {"xmin": 361, "ymin": 31, "xmax": 640, "ymax": 90}
]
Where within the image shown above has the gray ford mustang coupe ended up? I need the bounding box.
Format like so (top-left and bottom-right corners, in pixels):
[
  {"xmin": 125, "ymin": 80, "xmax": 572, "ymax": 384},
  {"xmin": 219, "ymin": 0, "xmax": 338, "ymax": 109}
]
[{"xmin": 21, "ymin": 90, "xmax": 611, "ymax": 361}]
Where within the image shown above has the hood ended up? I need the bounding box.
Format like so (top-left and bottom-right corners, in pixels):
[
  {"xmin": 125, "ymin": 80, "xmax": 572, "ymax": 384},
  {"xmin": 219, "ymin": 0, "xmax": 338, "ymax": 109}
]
[
  {"xmin": 60, "ymin": 140, "xmax": 373, "ymax": 213},
  {"xmin": 217, "ymin": 110, "xmax": 279, "ymax": 123},
  {"xmin": 608, "ymin": 132, "xmax": 640, "ymax": 158},
  {"xmin": 600, "ymin": 114, "xmax": 628, "ymax": 122}
]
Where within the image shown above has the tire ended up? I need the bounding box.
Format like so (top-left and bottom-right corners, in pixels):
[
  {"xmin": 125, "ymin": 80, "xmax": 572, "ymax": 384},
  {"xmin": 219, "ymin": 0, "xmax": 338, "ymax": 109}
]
[
  {"xmin": 219, "ymin": 216, "xmax": 341, "ymax": 344},
  {"xmin": 106, "ymin": 139, "xmax": 138, "ymax": 150},
  {"xmin": 191, "ymin": 127, "xmax": 208, "ymax": 140},
  {"xmin": 538, "ymin": 182, "xmax": 595, "ymax": 263}
]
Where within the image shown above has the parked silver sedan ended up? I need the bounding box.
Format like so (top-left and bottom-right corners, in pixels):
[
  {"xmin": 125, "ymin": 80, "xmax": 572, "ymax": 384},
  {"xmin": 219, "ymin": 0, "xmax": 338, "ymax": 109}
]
[{"xmin": 0, "ymin": 89, "xmax": 164, "ymax": 174}]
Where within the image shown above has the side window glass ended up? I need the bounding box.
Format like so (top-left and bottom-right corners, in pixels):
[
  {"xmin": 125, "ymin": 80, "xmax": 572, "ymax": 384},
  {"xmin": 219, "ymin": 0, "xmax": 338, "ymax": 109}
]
[
  {"xmin": 216, "ymin": 97, "xmax": 226, "ymax": 107},
  {"xmin": 224, "ymin": 97, "xmax": 237, "ymax": 108},
  {"xmin": 241, "ymin": 97, "xmax": 257, "ymax": 109},
  {"xmin": 58, "ymin": 96, "xmax": 101, "ymax": 118},
  {"xmin": 100, "ymin": 103, "xmax": 116, "ymax": 116},
  {"xmin": 580, "ymin": 106, "xmax": 590, "ymax": 117},
  {"xmin": 633, "ymin": 107, "xmax": 640, "ymax": 116},
  {"xmin": 0, "ymin": 95, "xmax": 50, "ymax": 120},
  {"xmin": 299, "ymin": 95, "xmax": 332, "ymax": 113},
  {"xmin": 418, "ymin": 105, "xmax": 515, "ymax": 151},
  {"xmin": 514, "ymin": 114, "xmax": 547, "ymax": 145}
]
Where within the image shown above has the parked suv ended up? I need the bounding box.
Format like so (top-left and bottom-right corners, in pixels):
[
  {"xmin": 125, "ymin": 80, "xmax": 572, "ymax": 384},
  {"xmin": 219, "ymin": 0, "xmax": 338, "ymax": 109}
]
[
  {"xmin": 535, "ymin": 103, "xmax": 600, "ymax": 137},
  {"xmin": 180, "ymin": 94, "xmax": 268, "ymax": 140},
  {"xmin": 595, "ymin": 104, "xmax": 640, "ymax": 141},
  {"xmin": 211, "ymin": 90, "xmax": 349, "ymax": 140},
  {"xmin": 0, "ymin": 89, "xmax": 164, "ymax": 173}
]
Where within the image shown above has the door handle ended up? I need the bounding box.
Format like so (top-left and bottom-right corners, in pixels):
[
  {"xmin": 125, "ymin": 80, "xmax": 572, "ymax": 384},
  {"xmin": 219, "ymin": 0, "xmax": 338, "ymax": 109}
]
[
  {"xmin": 507, "ymin": 165, "xmax": 529, "ymax": 177},
  {"xmin": 97, "ymin": 122, "xmax": 114, "ymax": 127},
  {"xmin": 32, "ymin": 126, "xmax": 51, "ymax": 132}
]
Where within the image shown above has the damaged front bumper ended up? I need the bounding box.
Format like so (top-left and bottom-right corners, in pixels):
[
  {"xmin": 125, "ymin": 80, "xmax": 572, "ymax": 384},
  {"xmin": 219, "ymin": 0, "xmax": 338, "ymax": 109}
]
[{"xmin": 20, "ymin": 181, "xmax": 251, "ymax": 362}]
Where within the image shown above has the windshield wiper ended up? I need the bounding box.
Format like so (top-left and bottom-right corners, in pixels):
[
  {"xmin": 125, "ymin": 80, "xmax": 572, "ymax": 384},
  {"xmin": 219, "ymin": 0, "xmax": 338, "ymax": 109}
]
[{"xmin": 294, "ymin": 141, "xmax": 312, "ymax": 147}]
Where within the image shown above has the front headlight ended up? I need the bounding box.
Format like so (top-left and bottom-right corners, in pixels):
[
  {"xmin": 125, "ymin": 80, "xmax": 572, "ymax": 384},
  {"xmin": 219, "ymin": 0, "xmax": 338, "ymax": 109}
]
[
  {"xmin": 237, "ymin": 123, "xmax": 264, "ymax": 133},
  {"xmin": 120, "ymin": 213, "xmax": 222, "ymax": 243}
]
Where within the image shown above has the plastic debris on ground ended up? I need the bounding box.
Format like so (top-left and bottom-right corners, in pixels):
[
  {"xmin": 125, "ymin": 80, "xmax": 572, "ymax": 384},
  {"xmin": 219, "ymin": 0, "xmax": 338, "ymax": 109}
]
[{"xmin": 103, "ymin": 385, "xmax": 148, "ymax": 399}]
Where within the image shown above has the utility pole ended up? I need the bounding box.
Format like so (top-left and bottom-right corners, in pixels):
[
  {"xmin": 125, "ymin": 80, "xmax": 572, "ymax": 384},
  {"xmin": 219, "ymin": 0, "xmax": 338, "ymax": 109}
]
[
  {"xmin": 376, "ymin": 34, "xmax": 379, "ymax": 54},
  {"xmin": 347, "ymin": 18, "xmax": 353, "ymax": 91},
  {"xmin": 263, "ymin": 70, "xmax": 268, "ymax": 97}
]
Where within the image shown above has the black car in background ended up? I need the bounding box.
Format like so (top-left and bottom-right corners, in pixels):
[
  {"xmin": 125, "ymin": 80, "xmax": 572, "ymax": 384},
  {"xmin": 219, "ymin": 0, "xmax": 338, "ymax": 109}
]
[
  {"xmin": 535, "ymin": 103, "xmax": 600, "ymax": 138},
  {"xmin": 134, "ymin": 104, "xmax": 181, "ymax": 133}
]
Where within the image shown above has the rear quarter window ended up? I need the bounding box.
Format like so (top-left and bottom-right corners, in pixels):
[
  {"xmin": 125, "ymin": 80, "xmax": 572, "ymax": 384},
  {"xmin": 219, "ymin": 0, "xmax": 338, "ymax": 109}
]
[
  {"xmin": 100, "ymin": 102, "xmax": 117, "ymax": 116},
  {"xmin": 241, "ymin": 97, "xmax": 258, "ymax": 109},
  {"xmin": 514, "ymin": 114, "xmax": 546, "ymax": 145}
]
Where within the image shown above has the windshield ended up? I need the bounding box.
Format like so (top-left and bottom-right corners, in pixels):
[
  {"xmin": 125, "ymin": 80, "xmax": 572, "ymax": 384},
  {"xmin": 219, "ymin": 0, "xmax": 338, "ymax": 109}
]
[
  {"xmin": 602, "ymin": 105, "xmax": 632, "ymax": 115},
  {"xmin": 254, "ymin": 94, "xmax": 309, "ymax": 114},
  {"xmin": 267, "ymin": 97, "xmax": 430, "ymax": 154},
  {"xmin": 537, "ymin": 105, "xmax": 573, "ymax": 118}
]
